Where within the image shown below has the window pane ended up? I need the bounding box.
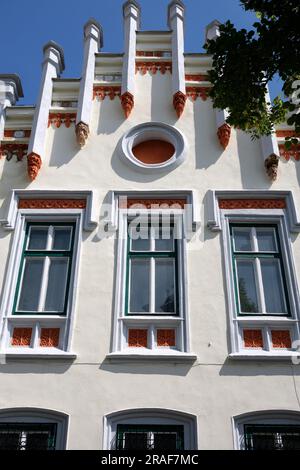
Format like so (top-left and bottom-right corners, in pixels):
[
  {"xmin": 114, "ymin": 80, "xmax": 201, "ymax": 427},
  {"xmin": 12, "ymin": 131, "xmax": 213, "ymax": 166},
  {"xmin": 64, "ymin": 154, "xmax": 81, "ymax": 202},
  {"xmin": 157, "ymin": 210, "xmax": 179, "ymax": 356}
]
[
  {"xmin": 0, "ymin": 432, "xmax": 19, "ymax": 450},
  {"xmin": 155, "ymin": 227, "xmax": 174, "ymax": 251},
  {"xmin": 233, "ymin": 229, "xmax": 252, "ymax": 251},
  {"xmin": 260, "ymin": 260, "xmax": 286, "ymax": 313},
  {"xmin": 245, "ymin": 426, "xmax": 300, "ymax": 450},
  {"xmin": 154, "ymin": 433, "xmax": 178, "ymax": 450},
  {"xmin": 130, "ymin": 226, "xmax": 150, "ymax": 251},
  {"xmin": 124, "ymin": 432, "xmax": 147, "ymax": 450},
  {"xmin": 52, "ymin": 227, "xmax": 72, "ymax": 250},
  {"xmin": 28, "ymin": 227, "xmax": 48, "ymax": 250},
  {"xmin": 129, "ymin": 259, "xmax": 150, "ymax": 312},
  {"xmin": 44, "ymin": 258, "xmax": 69, "ymax": 312},
  {"xmin": 26, "ymin": 432, "xmax": 50, "ymax": 450},
  {"xmin": 17, "ymin": 258, "xmax": 44, "ymax": 311},
  {"xmin": 155, "ymin": 259, "xmax": 175, "ymax": 313},
  {"xmin": 256, "ymin": 228, "xmax": 277, "ymax": 252},
  {"xmin": 236, "ymin": 260, "xmax": 259, "ymax": 313}
]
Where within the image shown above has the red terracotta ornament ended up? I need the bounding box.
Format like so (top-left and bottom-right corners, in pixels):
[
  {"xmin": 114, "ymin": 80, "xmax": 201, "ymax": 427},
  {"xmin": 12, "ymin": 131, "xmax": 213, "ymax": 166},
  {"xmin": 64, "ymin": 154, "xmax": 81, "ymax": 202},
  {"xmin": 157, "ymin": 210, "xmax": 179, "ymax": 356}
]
[
  {"xmin": 40, "ymin": 328, "xmax": 60, "ymax": 348},
  {"xmin": 243, "ymin": 329, "xmax": 263, "ymax": 348},
  {"xmin": 217, "ymin": 123, "xmax": 231, "ymax": 150},
  {"xmin": 157, "ymin": 329, "xmax": 176, "ymax": 347},
  {"xmin": 121, "ymin": 92, "xmax": 134, "ymax": 118},
  {"xmin": 27, "ymin": 152, "xmax": 42, "ymax": 181},
  {"xmin": 173, "ymin": 91, "xmax": 187, "ymax": 118},
  {"xmin": 128, "ymin": 329, "xmax": 148, "ymax": 348},
  {"xmin": 11, "ymin": 328, "xmax": 32, "ymax": 347},
  {"xmin": 271, "ymin": 330, "xmax": 291, "ymax": 349},
  {"xmin": 218, "ymin": 199, "xmax": 286, "ymax": 210}
]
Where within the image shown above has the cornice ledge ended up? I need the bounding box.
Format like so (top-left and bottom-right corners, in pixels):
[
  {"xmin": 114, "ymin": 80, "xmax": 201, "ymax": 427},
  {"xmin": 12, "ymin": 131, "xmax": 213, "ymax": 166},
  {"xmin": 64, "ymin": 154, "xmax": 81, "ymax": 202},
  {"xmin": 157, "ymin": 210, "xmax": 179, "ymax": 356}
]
[
  {"xmin": 0, "ymin": 189, "xmax": 98, "ymax": 232},
  {"xmin": 206, "ymin": 189, "xmax": 300, "ymax": 233}
]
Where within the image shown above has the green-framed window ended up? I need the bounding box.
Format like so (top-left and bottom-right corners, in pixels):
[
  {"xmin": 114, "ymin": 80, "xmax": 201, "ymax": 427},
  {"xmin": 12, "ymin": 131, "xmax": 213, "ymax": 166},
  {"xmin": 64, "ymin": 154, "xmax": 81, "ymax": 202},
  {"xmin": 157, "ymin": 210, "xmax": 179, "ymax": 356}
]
[
  {"xmin": 244, "ymin": 424, "xmax": 300, "ymax": 450},
  {"xmin": 116, "ymin": 424, "xmax": 184, "ymax": 450},
  {"xmin": 126, "ymin": 223, "xmax": 178, "ymax": 315},
  {"xmin": 13, "ymin": 222, "xmax": 75, "ymax": 315},
  {"xmin": 230, "ymin": 224, "xmax": 290, "ymax": 316},
  {"xmin": 0, "ymin": 423, "xmax": 57, "ymax": 450}
]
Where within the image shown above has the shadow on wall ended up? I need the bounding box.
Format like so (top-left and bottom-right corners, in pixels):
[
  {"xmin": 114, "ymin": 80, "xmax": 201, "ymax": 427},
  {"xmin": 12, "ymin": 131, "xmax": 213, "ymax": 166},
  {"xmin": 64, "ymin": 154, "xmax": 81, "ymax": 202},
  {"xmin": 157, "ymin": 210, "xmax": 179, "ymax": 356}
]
[
  {"xmin": 97, "ymin": 99, "xmax": 125, "ymax": 136},
  {"xmin": 150, "ymin": 73, "xmax": 177, "ymax": 124},
  {"xmin": 236, "ymin": 130, "xmax": 272, "ymax": 190},
  {"xmin": 99, "ymin": 361, "xmax": 193, "ymax": 377},
  {"xmin": 219, "ymin": 359, "xmax": 299, "ymax": 377},
  {"xmin": 193, "ymin": 99, "xmax": 223, "ymax": 170},
  {"xmin": 0, "ymin": 362, "xmax": 73, "ymax": 375},
  {"xmin": 48, "ymin": 125, "xmax": 80, "ymax": 168}
]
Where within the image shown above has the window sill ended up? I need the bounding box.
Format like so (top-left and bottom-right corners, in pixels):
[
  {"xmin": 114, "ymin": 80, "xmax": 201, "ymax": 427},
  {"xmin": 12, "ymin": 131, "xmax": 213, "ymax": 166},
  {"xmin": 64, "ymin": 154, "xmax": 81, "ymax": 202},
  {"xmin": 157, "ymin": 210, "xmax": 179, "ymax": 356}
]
[
  {"xmin": 106, "ymin": 350, "xmax": 197, "ymax": 363},
  {"xmin": 2, "ymin": 349, "xmax": 77, "ymax": 360},
  {"xmin": 229, "ymin": 351, "xmax": 299, "ymax": 361}
]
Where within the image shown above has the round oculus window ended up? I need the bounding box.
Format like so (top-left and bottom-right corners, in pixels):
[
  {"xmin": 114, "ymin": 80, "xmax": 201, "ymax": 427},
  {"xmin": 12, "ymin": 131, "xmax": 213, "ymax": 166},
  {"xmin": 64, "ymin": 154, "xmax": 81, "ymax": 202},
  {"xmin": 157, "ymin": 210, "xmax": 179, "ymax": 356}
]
[{"xmin": 120, "ymin": 122, "xmax": 187, "ymax": 172}]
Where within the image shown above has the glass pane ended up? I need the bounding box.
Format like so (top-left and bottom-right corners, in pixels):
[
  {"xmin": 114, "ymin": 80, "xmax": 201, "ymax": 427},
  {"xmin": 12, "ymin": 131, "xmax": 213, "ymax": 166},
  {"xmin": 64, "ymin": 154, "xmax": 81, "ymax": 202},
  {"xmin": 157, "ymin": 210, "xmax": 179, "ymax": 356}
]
[
  {"xmin": 26, "ymin": 432, "xmax": 50, "ymax": 450},
  {"xmin": 17, "ymin": 258, "xmax": 44, "ymax": 311},
  {"xmin": 245, "ymin": 426, "xmax": 300, "ymax": 450},
  {"xmin": 52, "ymin": 227, "xmax": 72, "ymax": 250},
  {"xmin": 130, "ymin": 226, "xmax": 150, "ymax": 251},
  {"xmin": 155, "ymin": 227, "xmax": 174, "ymax": 251},
  {"xmin": 155, "ymin": 259, "xmax": 175, "ymax": 313},
  {"xmin": 0, "ymin": 432, "xmax": 20, "ymax": 450},
  {"xmin": 124, "ymin": 433, "xmax": 147, "ymax": 450},
  {"xmin": 260, "ymin": 259, "xmax": 286, "ymax": 313},
  {"xmin": 256, "ymin": 228, "xmax": 277, "ymax": 252},
  {"xmin": 233, "ymin": 228, "xmax": 252, "ymax": 251},
  {"xmin": 129, "ymin": 259, "xmax": 150, "ymax": 312},
  {"xmin": 154, "ymin": 433, "xmax": 178, "ymax": 450},
  {"xmin": 28, "ymin": 227, "xmax": 48, "ymax": 250},
  {"xmin": 236, "ymin": 260, "xmax": 259, "ymax": 313},
  {"xmin": 44, "ymin": 258, "xmax": 69, "ymax": 312}
]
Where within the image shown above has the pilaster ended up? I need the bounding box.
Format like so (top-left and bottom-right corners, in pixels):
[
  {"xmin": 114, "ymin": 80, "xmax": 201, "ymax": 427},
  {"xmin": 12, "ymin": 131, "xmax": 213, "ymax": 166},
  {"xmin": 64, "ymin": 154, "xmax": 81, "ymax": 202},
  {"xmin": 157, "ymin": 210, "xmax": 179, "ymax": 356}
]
[{"xmin": 0, "ymin": 75, "xmax": 23, "ymax": 140}]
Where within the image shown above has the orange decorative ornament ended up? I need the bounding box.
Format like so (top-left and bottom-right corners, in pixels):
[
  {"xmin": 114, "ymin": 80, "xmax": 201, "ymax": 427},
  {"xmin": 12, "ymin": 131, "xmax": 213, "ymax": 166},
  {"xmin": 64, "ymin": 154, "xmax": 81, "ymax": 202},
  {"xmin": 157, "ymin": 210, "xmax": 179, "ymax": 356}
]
[
  {"xmin": 173, "ymin": 91, "xmax": 187, "ymax": 118},
  {"xmin": 217, "ymin": 123, "xmax": 231, "ymax": 150},
  {"xmin": 128, "ymin": 329, "xmax": 148, "ymax": 348},
  {"xmin": 157, "ymin": 329, "xmax": 176, "ymax": 347},
  {"xmin": 243, "ymin": 329, "xmax": 263, "ymax": 348},
  {"xmin": 11, "ymin": 328, "xmax": 32, "ymax": 347},
  {"xmin": 121, "ymin": 92, "xmax": 134, "ymax": 118},
  {"xmin": 271, "ymin": 330, "xmax": 291, "ymax": 349},
  {"xmin": 40, "ymin": 328, "xmax": 60, "ymax": 348},
  {"xmin": 27, "ymin": 152, "xmax": 42, "ymax": 181}
]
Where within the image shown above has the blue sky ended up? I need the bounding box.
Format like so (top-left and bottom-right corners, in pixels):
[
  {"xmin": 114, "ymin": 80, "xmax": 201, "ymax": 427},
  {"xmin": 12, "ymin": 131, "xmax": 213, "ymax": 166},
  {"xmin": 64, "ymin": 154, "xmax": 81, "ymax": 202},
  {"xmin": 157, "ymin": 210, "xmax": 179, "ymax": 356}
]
[{"xmin": 0, "ymin": 0, "xmax": 281, "ymax": 105}]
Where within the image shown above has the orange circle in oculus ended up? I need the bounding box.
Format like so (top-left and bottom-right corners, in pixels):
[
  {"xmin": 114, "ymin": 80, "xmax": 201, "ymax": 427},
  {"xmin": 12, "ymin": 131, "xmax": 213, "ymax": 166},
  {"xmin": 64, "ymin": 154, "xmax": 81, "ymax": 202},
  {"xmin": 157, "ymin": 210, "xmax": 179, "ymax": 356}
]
[{"xmin": 132, "ymin": 140, "xmax": 175, "ymax": 164}]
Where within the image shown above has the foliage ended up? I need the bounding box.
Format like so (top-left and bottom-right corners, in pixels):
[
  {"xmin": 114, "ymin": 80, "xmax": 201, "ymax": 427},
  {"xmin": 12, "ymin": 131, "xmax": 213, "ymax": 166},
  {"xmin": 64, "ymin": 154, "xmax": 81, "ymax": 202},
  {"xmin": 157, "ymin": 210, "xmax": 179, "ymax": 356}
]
[{"xmin": 204, "ymin": 0, "xmax": 300, "ymax": 145}]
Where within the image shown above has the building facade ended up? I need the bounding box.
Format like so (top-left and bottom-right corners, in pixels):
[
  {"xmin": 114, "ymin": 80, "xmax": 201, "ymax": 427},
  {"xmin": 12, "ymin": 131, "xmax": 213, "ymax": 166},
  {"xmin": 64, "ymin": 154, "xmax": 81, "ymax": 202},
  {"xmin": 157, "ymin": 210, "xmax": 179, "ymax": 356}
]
[{"xmin": 0, "ymin": 0, "xmax": 300, "ymax": 450}]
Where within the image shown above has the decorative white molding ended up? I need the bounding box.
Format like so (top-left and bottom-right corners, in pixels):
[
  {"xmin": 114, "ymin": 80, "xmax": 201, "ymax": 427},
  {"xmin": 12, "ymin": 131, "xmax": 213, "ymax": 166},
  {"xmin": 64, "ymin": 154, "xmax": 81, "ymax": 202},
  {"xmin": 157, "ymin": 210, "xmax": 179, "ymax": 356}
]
[
  {"xmin": 0, "ymin": 75, "xmax": 23, "ymax": 140},
  {"xmin": 103, "ymin": 408, "xmax": 198, "ymax": 450},
  {"xmin": 121, "ymin": 1, "xmax": 140, "ymax": 102},
  {"xmin": 105, "ymin": 352, "xmax": 197, "ymax": 363},
  {"xmin": 27, "ymin": 41, "xmax": 65, "ymax": 177},
  {"xmin": 120, "ymin": 122, "xmax": 188, "ymax": 172},
  {"xmin": 76, "ymin": 19, "xmax": 103, "ymax": 134},
  {"xmin": 206, "ymin": 190, "xmax": 300, "ymax": 233},
  {"xmin": 0, "ymin": 189, "xmax": 98, "ymax": 232},
  {"xmin": 168, "ymin": 1, "xmax": 186, "ymax": 97},
  {"xmin": 104, "ymin": 189, "xmax": 200, "ymax": 234},
  {"xmin": 205, "ymin": 19, "xmax": 221, "ymax": 42}
]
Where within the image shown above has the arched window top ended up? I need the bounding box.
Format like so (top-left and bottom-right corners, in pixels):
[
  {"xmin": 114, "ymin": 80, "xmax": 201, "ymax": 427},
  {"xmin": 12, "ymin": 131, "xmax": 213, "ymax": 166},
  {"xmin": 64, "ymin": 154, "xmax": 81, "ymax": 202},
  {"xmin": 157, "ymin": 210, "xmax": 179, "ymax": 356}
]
[
  {"xmin": 234, "ymin": 410, "xmax": 300, "ymax": 450},
  {"xmin": 104, "ymin": 408, "xmax": 197, "ymax": 450},
  {"xmin": 0, "ymin": 408, "xmax": 68, "ymax": 450}
]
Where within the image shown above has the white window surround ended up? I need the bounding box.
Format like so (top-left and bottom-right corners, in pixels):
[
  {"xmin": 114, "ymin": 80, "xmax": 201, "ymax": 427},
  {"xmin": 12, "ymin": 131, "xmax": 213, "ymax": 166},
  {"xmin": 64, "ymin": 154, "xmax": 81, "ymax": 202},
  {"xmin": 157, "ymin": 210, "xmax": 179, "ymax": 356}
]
[
  {"xmin": 120, "ymin": 122, "xmax": 188, "ymax": 173},
  {"xmin": 207, "ymin": 190, "xmax": 300, "ymax": 360},
  {"xmin": 0, "ymin": 408, "xmax": 68, "ymax": 450},
  {"xmin": 0, "ymin": 190, "xmax": 98, "ymax": 359},
  {"xmin": 103, "ymin": 408, "xmax": 198, "ymax": 450},
  {"xmin": 233, "ymin": 410, "xmax": 300, "ymax": 450},
  {"xmin": 106, "ymin": 191, "xmax": 199, "ymax": 362}
]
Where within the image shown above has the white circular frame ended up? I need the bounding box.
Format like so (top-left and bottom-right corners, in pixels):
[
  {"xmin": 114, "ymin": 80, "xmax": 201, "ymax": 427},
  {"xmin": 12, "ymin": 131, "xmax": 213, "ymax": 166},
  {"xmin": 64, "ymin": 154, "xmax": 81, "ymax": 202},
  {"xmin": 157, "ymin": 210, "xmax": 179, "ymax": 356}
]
[{"xmin": 120, "ymin": 122, "xmax": 188, "ymax": 173}]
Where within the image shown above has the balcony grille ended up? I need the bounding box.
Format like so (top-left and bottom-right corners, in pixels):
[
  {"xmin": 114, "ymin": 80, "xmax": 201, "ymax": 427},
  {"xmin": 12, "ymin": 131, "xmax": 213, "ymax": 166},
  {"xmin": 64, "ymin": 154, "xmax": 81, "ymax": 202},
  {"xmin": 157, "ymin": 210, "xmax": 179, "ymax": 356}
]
[
  {"xmin": 0, "ymin": 423, "xmax": 57, "ymax": 450},
  {"xmin": 244, "ymin": 424, "xmax": 300, "ymax": 450},
  {"xmin": 115, "ymin": 424, "xmax": 184, "ymax": 450}
]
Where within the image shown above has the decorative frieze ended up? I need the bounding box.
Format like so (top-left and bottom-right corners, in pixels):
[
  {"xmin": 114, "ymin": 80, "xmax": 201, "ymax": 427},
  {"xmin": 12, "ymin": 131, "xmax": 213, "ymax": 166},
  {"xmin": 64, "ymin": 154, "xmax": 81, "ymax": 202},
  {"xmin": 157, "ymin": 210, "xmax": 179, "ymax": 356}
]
[
  {"xmin": 271, "ymin": 330, "xmax": 291, "ymax": 349},
  {"xmin": 0, "ymin": 143, "xmax": 28, "ymax": 161},
  {"xmin": 48, "ymin": 113, "xmax": 76, "ymax": 128},
  {"xmin": 136, "ymin": 51, "xmax": 171, "ymax": 57},
  {"xmin": 93, "ymin": 86, "xmax": 121, "ymax": 100},
  {"xmin": 122, "ymin": 198, "xmax": 187, "ymax": 209},
  {"xmin": 217, "ymin": 122, "xmax": 231, "ymax": 149},
  {"xmin": 4, "ymin": 129, "xmax": 31, "ymax": 139},
  {"xmin": 135, "ymin": 62, "xmax": 172, "ymax": 75},
  {"xmin": 276, "ymin": 130, "xmax": 299, "ymax": 138},
  {"xmin": 218, "ymin": 199, "xmax": 286, "ymax": 210},
  {"xmin": 186, "ymin": 86, "xmax": 210, "ymax": 101},
  {"xmin": 279, "ymin": 143, "xmax": 300, "ymax": 161},
  {"xmin": 243, "ymin": 329, "xmax": 263, "ymax": 348},
  {"xmin": 18, "ymin": 198, "xmax": 87, "ymax": 209},
  {"xmin": 11, "ymin": 328, "xmax": 32, "ymax": 347},
  {"xmin": 40, "ymin": 328, "xmax": 60, "ymax": 347},
  {"xmin": 185, "ymin": 74, "xmax": 209, "ymax": 82}
]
